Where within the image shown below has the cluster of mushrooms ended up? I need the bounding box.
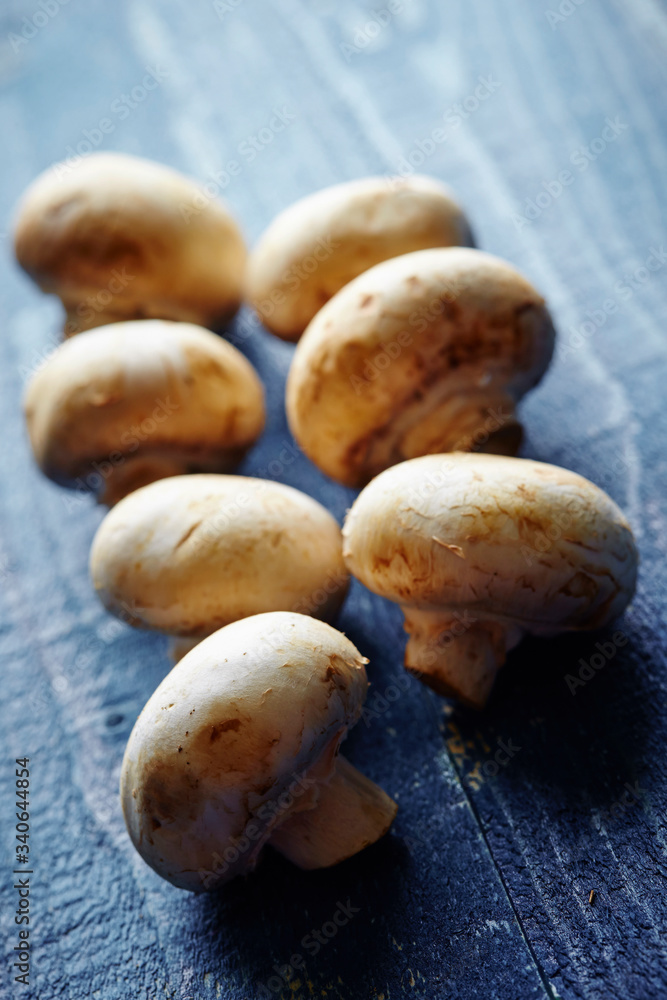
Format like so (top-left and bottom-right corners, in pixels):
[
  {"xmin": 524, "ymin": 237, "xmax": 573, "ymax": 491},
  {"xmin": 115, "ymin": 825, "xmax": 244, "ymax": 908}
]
[{"xmin": 14, "ymin": 152, "xmax": 639, "ymax": 892}]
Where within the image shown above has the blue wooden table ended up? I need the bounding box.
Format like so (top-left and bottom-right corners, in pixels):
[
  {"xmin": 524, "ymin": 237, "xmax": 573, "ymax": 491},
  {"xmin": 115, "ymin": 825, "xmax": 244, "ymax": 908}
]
[{"xmin": 1, "ymin": 1, "xmax": 666, "ymax": 998}]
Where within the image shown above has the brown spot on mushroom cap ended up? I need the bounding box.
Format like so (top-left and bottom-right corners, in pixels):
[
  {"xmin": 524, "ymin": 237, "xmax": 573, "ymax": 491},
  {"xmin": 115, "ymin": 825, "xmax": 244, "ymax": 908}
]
[{"xmin": 209, "ymin": 718, "xmax": 242, "ymax": 742}]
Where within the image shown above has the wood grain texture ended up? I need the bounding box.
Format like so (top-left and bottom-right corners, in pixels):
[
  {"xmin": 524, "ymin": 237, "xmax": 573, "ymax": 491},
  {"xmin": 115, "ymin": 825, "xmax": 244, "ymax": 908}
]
[{"xmin": 0, "ymin": 1, "xmax": 666, "ymax": 998}]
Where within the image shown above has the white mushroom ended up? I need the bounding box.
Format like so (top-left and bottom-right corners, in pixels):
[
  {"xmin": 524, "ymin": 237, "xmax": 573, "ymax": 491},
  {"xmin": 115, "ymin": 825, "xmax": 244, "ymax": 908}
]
[
  {"xmin": 343, "ymin": 454, "xmax": 638, "ymax": 709},
  {"xmin": 286, "ymin": 247, "xmax": 556, "ymax": 486},
  {"xmin": 13, "ymin": 152, "xmax": 246, "ymax": 335},
  {"xmin": 246, "ymin": 175, "xmax": 473, "ymax": 340},
  {"xmin": 90, "ymin": 474, "xmax": 350, "ymax": 650},
  {"xmin": 24, "ymin": 321, "xmax": 265, "ymax": 505},
  {"xmin": 120, "ymin": 612, "xmax": 397, "ymax": 890}
]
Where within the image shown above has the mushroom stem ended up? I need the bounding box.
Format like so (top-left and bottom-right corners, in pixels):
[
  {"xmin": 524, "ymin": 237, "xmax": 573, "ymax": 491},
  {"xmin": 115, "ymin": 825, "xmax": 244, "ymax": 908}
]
[
  {"xmin": 168, "ymin": 636, "xmax": 203, "ymax": 663},
  {"xmin": 97, "ymin": 456, "xmax": 189, "ymax": 506},
  {"xmin": 401, "ymin": 390, "xmax": 523, "ymax": 458},
  {"xmin": 64, "ymin": 306, "xmax": 128, "ymax": 337},
  {"xmin": 268, "ymin": 755, "xmax": 397, "ymax": 870},
  {"xmin": 96, "ymin": 450, "xmax": 248, "ymax": 506},
  {"xmin": 401, "ymin": 608, "xmax": 523, "ymax": 710}
]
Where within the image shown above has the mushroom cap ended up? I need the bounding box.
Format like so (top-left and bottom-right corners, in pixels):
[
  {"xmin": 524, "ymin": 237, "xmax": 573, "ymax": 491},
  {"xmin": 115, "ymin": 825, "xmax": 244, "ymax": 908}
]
[
  {"xmin": 13, "ymin": 152, "xmax": 246, "ymax": 333},
  {"xmin": 120, "ymin": 612, "xmax": 369, "ymax": 890},
  {"xmin": 245, "ymin": 175, "xmax": 473, "ymax": 340},
  {"xmin": 286, "ymin": 247, "xmax": 556, "ymax": 486},
  {"xmin": 90, "ymin": 474, "xmax": 349, "ymax": 637},
  {"xmin": 24, "ymin": 320, "xmax": 265, "ymax": 495},
  {"xmin": 343, "ymin": 453, "xmax": 638, "ymax": 634}
]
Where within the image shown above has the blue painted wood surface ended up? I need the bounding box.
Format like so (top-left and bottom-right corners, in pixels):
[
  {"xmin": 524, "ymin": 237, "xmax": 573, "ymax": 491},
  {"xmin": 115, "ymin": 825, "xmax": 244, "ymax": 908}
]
[{"xmin": 1, "ymin": 1, "xmax": 666, "ymax": 998}]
